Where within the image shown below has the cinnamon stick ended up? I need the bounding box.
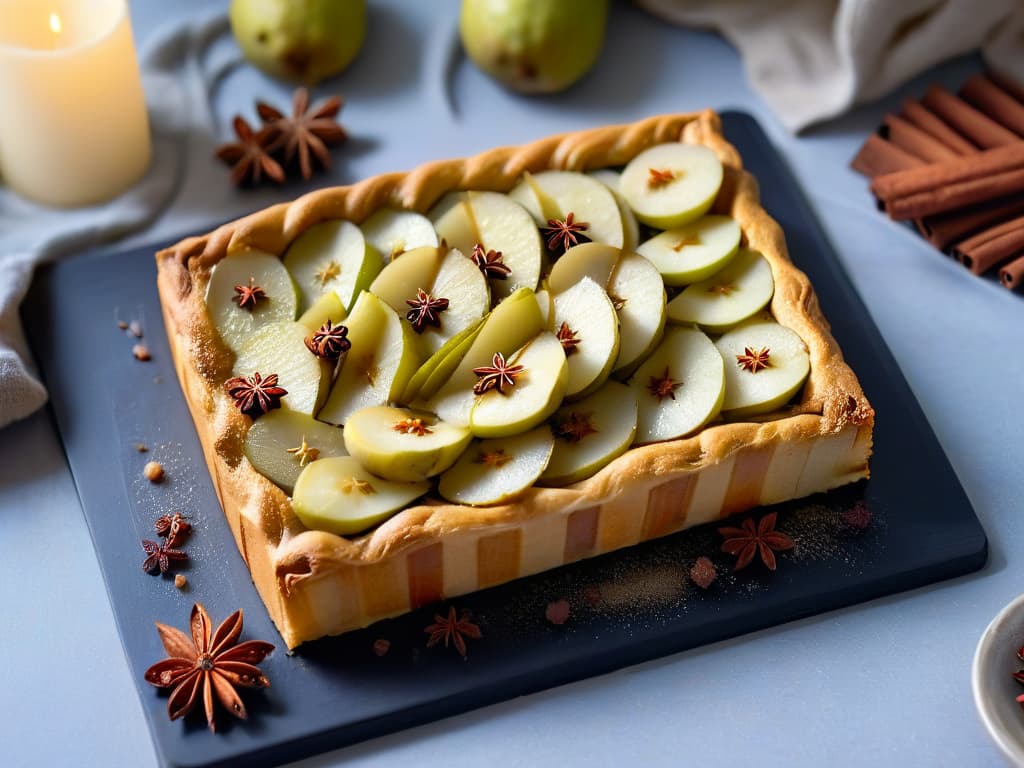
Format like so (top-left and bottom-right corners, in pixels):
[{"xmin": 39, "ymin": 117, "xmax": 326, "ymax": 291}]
[
  {"xmin": 922, "ymin": 84, "xmax": 1020, "ymax": 148},
  {"xmin": 901, "ymin": 97, "xmax": 977, "ymax": 155},
  {"xmin": 872, "ymin": 143, "xmax": 1024, "ymax": 202},
  {"xmin": 960, "ymin": 75, "xmax": 1024, "ymax": 137},
  {"xmin": 999, "ymin": 252, "xmax": 1024, "ymax": 291},
  {"xmin": 851, "ymin": 134, "xmax": 924, "ymax": 178},
  {"xmin": 952, "ymin": 215, "xmax": 1024, "ymax": 274},
  {"xmin": 916, "ymin": 196, "xmax": 1024, "ymax": 249},
  {"xmin": 880, "ymin": 114, "xmax": 960, "ymax": 162},
  {"xmin": 884, "ymin": 168, "xmax": 1024, "ymax": 220}
]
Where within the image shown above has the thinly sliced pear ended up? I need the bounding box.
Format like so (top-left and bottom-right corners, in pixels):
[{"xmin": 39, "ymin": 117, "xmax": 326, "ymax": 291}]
[
  {"xmin": 343, "ymin": 406, "xmax": 472, "ymax": 482},
  {"xmin": 243, "ymin": 409, "xmax": 348, "ymax": 494},
  {"xmin": 629, "ymin": 326, "xmax": 725, "ymax": 444},
  {"xmin": 551, "ymin": 276, "xmax": 619, "ymax": 399},
  {"xmin": 666, "ymin": 248, "xmax": 774, "ymax": 333},
  {"xmin": 401, "ymin": 316, "xmax": 485, "ymax": 403},
  {"xmin": 535, "ymin": 288, "xmax": 553, "ymax": 326},
  {"xmin": 547, "ymin": 242, "xmax": 619, "ymax": 294},
  {"xmin": 429, "ymin": 193, "xmax": 479, "ymax": 256},
  {"xmin": 539, "ymin": 380, "xmax": 638, "ymax": 487},
  {"xmin": 283, "ymin": 220, "xmax": 383, "ymax": 312},
  {"xmin": 297, "ymin": 290, "xmax": 346, "ymax": 333},
  {"xmin": 438, "ymin": 426, "xmax": 555, "ymax": 506},
  {"xmin": 317, "ymin": 292, "xmax": 418, "ymax": 425},
  {"xmin": 465, "ymin": 190, "xmax": 543, "ymax": 302},
  {"xmin": 636, "ymin": 215, "xmax": 741, "ymax": 286},
  {"xmin": 206, "ymin": 250, "xmax": 297, "ymax": 353},
  {"xmin": 292, "ymin": 456, "xmax": 429, "ymax": 536},
  {"xmin": 620, "ymin": 143, "xmax": 724, "ymax": 229},
  {"xmin": 368, "ymin": 245, "xmax": 444, "ymax": 310},
  {"xmin": 509, "ymin": 170, "xmax": 625, "ymax": 248},
  {"xmin": 469, "ymin": 331, "xmax": 569, "ymax": 438},
  {"xmin": 588, "ymin": 168, "xmax": 640, "ymax": 252},
  {"xmin": 716, "ymin": 320, "xmax": 810, "ymax": 417},
  {"xmin": 233, "ymin": 321, "xmax": 332, "ymax": 416},
  {"xmin": 361, "ymin": 208, "xmax": 438, "ymax": 262}
]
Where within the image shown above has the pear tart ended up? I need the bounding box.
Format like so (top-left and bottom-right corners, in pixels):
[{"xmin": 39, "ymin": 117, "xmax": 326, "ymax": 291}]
[{"xmin": 157, "ymin": 111, "xmax": 873, "ymax": 649}]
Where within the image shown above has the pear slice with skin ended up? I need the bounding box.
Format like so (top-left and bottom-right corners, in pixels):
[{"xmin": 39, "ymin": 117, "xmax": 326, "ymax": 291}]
[
  {"xmin": 243, "ymin": 409, "xmax": 348, "ymax": 494},
  {"xmin": 361, "ymin": 208, "xmax": 438, "ymax": 262},
  {"xmin": 234, "ymin": 321, "xmax": 332, "ymax": 416},
  {"xmin": 666, "ymin": 248, "xmax": 774, "ymax": 333},
  {"xmin": 716, "ymin": 320, "xmax": 810, "ymax": 417},
  {"xmin": 317, "ymin": 292, "xmax": 419, "ymax": 425},
  {"xmin": 292, "ymin": 456, "xmax": 429, "ymax": 536},
  {"xmin": 629, "ymin": 326, "xmax": 725, "ymax": 445},
  {"xmin": 539, "ymin": 380, "xmax": 638, "ymax": 487},
  {"xmin": 469, "ymin": 331, "xmax": 569, "ymax": 438},
  {"xmin": 438, "ymin": 426, "xmax": 555, "ymax": 506},
  {"xmin": 465, "ymin": 190, "xmax": 544, "ymax": 302},
  {"xmin": 283, "ymin": 219, "xmax": 383, "ymax": 313},
  {"xmin": 620, "ymin": 142, "xmax": 724, "ymax": 229},
  {"xmin": 509, "ymin": 170, "xmax": 625, "ymax": 248},
  {"xmin": 401, "ymin": 316, "xmax": 485, "ymax": 403},
  {"xmin": 587, "ymin": 168, "xmax": 640, "ymax": 252},
  {"xmin": 297, "ymin": 290, "xmax": 347, "ymax": 333},
  {"xmin": 535, "ymin": 288, "xmax": 553, "ymax": 326},
  {"xmin": 551, "ymin": 276, "xmax": 619, "ymax": 400},
  {"xmin": 206, "ymin": 250, "xmax": 298, "ymax": 353},
  {"xmin": 430, "ymin": 192, "xmax": 479, "ymax": 256},
  {"xmin": 636, "ymin": 215, "xmax": 741, "ymax": 286},
  {"xmin": 343, "ymin": 406, "xmax": 472, "ymax": 482}
]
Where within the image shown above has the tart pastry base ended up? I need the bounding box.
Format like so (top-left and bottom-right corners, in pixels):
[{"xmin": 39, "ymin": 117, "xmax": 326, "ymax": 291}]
[{"xmin": 157, "ymin": 111, "xmax": 873, "ymax": 649}]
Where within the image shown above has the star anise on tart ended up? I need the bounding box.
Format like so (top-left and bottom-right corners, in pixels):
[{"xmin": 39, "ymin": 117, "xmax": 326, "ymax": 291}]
[
  {"xmin": 233, "ymin": 276, "xmax": 267, "ymax": 311},
  {"xmin": 340, "ymin": 477, "xmax": 375, "ymax": 495},
  {"xmin": 555, "ymin": 321, "xmax": 581, "ymax": 355},
  {"xmin": 286, "ymin": 436, "xmax": 320, "ymax": 467},
  {"xmin": 472, "ymin": 352, "xmax": 525, "ymax": 395},
  {"xmin": 141, "ymin": 539, "xmax": 189, "ymax": 575},
  {"xmin": 304, "ymin": 320, "xmax": 350, "ymax": 360},
  {"xmin": 258, "ymin": 87, "xmax": 347, "ymax": 181},
  {"xmin": 469, "ymin": 243, "xmax": 512, "ymax": 279},
  {"xmin": 647, "ymin": 367, "xmax": 682, "ymax": 401},
  {"xmin": 647, "ymin": 167, "xmax": 677, "ymax": 189},
  {"xmin": 405, "ymin": 288, "xmax": 450, "ymax": 333},
  {"xmin": 424, "ymin": 606, "xmax": 482, "ymax": 658},
  {"xmin": 215, "ymin": 116, "xmax": 285, "ymax": 187},
  {"xmin": 736, "ymin": 346, "xmax": 771, "ymax": 373},
  {"xmin": 392, "ymin": 417, "xmax": 433, "ymax": 436},
  {"xmin": 475, "ymin": 448, "xmax": 513, "ymax": 468},
  {"xmin": 718, "ymin": 512, "xmax": 795, "ymax": 571},
  {"xmin": 144, "ymin": 603, "xmax": 274, "ymax": 733},
  {"xmin": 224, "ymin": 372, "xmax": 288, "ymax": 418},
  {"xmin": 541, "ymin": 211, "xmax": 591, "ymax": 256},
  {"xmin": 552, "ymin": 411, "xmax": 598, "ymax": 443},
  {"xmin": 672, "ymin": 233, "xmax": 702, "ymax": 251}
]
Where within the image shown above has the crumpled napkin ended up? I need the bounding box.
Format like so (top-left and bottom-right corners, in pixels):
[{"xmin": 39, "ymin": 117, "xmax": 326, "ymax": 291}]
[{"xmin": 636, "ymin": 0, "xmax": 1024, "ymax": 131}]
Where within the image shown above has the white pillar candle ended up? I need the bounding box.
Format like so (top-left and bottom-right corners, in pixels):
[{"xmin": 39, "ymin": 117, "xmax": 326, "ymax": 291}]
[{"xmin": 0, "ymin": 0, "xmax": 151, "ymax": 207}]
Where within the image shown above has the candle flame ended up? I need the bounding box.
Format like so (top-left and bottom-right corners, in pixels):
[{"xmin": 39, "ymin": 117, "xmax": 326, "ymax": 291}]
[{"xmin": 49, "ymin": 13, "xmax": 62, "ymax": 35}]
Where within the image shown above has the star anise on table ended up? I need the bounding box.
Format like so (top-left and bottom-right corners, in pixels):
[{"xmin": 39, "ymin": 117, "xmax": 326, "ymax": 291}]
[
  {"xmin": 736, "ymin": 346, "xmax": 772, "ymax": 374},
  {"xmin": 215, "ymin": 116, "xmax": 285, "ymax": 187},
  {"xmin": 719, "ymin": 512, "xmax": 795, "ymax": 571},
  {"xmin": 424, "ymin": 606, "xmax": 482, "ymax": 659},
  {"xmin": 647, "ymin": 366, "xmax": 682, "ymax": 401},
  {"xmin": 224, "ymin": 372, "xmax": 288, "ymax": 418},
  {"xmin": 647, "ymin": 167, "xmax": 677, "ymax": 189},
  {"xmin": 258, "ymin": 87, "xmax": 347, "ymax": 181},
  {"xmin": 233, "ymin": 276, "xmax": 267, "ymax": 310},
  {"xmin": 154, "ymin": 512, "xmax": 192, "ymax": 548},
  {"xmin": 541, "ymin": 212, "xmax": 591, "ymax": 256},
  {"xmin": 472, "ymin": 352, "xmax": 525, "ymax": 395},
  {"xmin": 141, "ymin": 539, "xmax": 189, "ymax": 575},
  {"xmin": 555, "ymin": 321, "xmax": 581, "ymax": 355},
  {"xmin": 552, "ymin": 411, "xmax": 598, "ymax": 443},
  {"xmin": 405, "ymin": 288, "xmax": 450, "ymax": 333},
  {"xmin": 304, "ymin": 320, "xmax": 350, "ymax": 360},
  {"xmin": 469, "ymin": 243, "xmax": 512, "ymax": 279},
  {"xmin": 144, "ymin": 603, "xmax": 274, "ymax": 733}
]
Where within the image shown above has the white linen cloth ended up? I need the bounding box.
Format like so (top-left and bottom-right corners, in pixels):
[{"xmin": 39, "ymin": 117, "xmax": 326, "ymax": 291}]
[{"xmin": 636, "ymin": 0, "xmax": 1024, "ymax": 131}]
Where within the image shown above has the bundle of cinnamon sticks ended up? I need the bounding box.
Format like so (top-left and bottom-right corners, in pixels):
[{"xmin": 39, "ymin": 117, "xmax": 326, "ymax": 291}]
[{"xmin": 851, "ymin": 72, "xmax": 1024, "ymax": 291}]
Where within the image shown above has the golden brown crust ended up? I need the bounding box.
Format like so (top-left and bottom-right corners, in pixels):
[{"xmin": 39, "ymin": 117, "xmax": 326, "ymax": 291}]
[{"xmin": 156, "ymin": 110, "xmax": 873, "ymax": 645}]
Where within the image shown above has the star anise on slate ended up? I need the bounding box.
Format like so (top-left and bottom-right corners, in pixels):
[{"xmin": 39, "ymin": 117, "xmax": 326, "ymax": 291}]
[
  {"xmin": 215, "ymin": 116, "xmax": 285, "ymax": 187},
  {"xmin": 144, "ymin": 603, "xmax": 274, "ymax": 733},
  {"xmin": 304, "ymin": 320, "xmax": 350, "ymax": 360},
  {"xmin": 736, "ymin": 346, "xmax": 772, "ymax": 374},
  {"xmin": 541, "ymin": 212, "xmax": 591, "ymax": 256},
  {"xmin": 552, "ymin": 411, "xmax": 598, "ymax": 443},
  {"xmin": 258, "ymin": 87, "xmax": 347, "ymax": 181},
  {"xmin": 424, "ymin": 606, "xmax": 482, "ymax": 659},
  {"xmin": 472, "ymin": 352, "xmax": 524, "ymax": 395},
  {"xmin": 154, "ymin": 512, "xmax": 192, "ymax": 548},
  {"xmin": 647, "ymin": 366, "xmax": 682, "ymax": 401},
  {"xmin": 141, "ymin": 539, "xmax": 189, "ymax": 575},
  {"xmin": 719, "ymin": 512, "xmax": 795, "ymax": 571},
  {"xmin": 555, "ymin": 321, "xmax": 581, "ymax": 355},
  {"xmin": 224, "ymin": 372, "xmax": 288, "ymax": 418},
  {"xmin": 233, "ymin": 276, "xmax": 267, "ymax": 310},
  {"xmin": 469, "ymin": 243, "xmax": 512, "ymax": 279},
  {"xmin": 647, "ymin": 167, "xmax": 677, "ymax": 189},
  {"xmin": 405, "ymin": 288, "xmax": 450, "ymax": 333}
]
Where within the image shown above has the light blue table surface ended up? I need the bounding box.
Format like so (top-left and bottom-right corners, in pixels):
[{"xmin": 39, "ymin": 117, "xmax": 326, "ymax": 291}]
[{"xmin": 4, "ymin": 1, "xmax": 1023, "ymax": 766}]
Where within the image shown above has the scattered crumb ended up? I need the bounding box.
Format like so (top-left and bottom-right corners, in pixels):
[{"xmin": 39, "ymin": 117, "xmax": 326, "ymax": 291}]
[
  {"xmin": 372, "ymin": 638, "xmax": 390, "ymax": 657},
  {"xmin": 132, "ymin": 343, "xmax": 151, "ymax": 361},
  {"xmin": 174, "ymin": 574, "xmax": 187, "ymax": 590},
  {"xmin": 842, "ymin": 500, "xmax": 873, "ymax": 531},
  {"xmin": 583, "ymin": 585, "xmax": 603, "ymax": 607},
  {"xmin": 135, "ymin": 443, "xmax": 148, "ymax": 453},
  {"xmin": 129, "ymin": 320, "xmax": 143, "ymax": 338},
  {"xmin": 690, "ymin": 556, "xmax": 717, "ymax": 589},
  {"xmin": 117, "ymin": 320, "xmax": 128, "ymax": 330},
  {"xmin": 545, "ymin": 599, "xmax": 571, "ymax": 625},
  {"xmin": 143, "ymin": 461, "xmax": 164, "ymax": 483}
]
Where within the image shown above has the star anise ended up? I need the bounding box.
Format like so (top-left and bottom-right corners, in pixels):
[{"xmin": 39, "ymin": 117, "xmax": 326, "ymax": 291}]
[
  {"xmin": 224, "ymin": 372, "xmax": 288, "ymax": 418},
  {"xmin": 475, "ymin": 448, "xmax": 513, "ymax": 468},
  {"xmin": 552, "ymin": 411, "xmax": 599, "ymax": 443},
  {"xmin": 719, "ymin": 512, "xmax": 795, "ymax": 571},
  {"xmin": 144, "ymin": 603, "xmax": 274, "ymax": 733},
  {"xmin": 141, "ymin": 539, "xmax": 189, "ymax": 575},
  {"xmin": 215, "ymin": 115, "xmax": 285, "ymax": 187},
  {"xmin": 736, "ymin": 346, "xmax": 771, "ymax": 373},
  {"xmin": 233, "ymin": 276, "xmax": 267, "ymax": 310},
  {"xmin": 405, "ymin": 288, "xmax": 450, "ymax": 333},
  {"xmin": 286, "ymin": 435, "xmax": 320, "ymax": 467},
  {"xmin": 556, "ymin": 321, "xmax": 581, "ymax": 355},
  {"xmin": 154, "ymin": 512, "xmax": 192, "ymax": 548},
  {"xmin": 541, "ymin": 212, "xmax": 591, "ymax": 256},
  {"xmin": 469, "ymin": 243, "xmax": 512, "ymax": 279},
  {"xmin": 707, "ymin": 283, "xmax": 736, "ymax": 297},
  {"xmin": 392, "ymin": 417, "xmax": 433, "ymax": 436},
  {"xmin": 258, "ymin": 87, "xmax": 347, "ymax": 181},
  {"xmin": 647, "ymin": 366, "xmax": 682, "ymax": 401},
  {"xmin": 672, "ymin": 233, "xmax": 702, "ymax": 251},
  {"xmin": 304, "ymin": 320, "xmax": 350, "ymax": 360},
  {"xmin": 647, "ymin": 167, "xmax": 677, "ymax": 189},
  {"xmin": 472, "ymin": 352, "xmax": 525, "ymax": 395},
  {"xmin": 424, "ymin": 606, "xmax": 482, "ymax": 659},
  {"xmin": 340, "ymin": 477, "xmax": 375, "ymax": 495}
]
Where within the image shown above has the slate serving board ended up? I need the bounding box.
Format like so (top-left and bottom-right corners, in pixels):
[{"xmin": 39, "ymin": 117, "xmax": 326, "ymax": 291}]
[{"xmin": 23, "ymin": 112, "xmax": 987, "ymax": 768}]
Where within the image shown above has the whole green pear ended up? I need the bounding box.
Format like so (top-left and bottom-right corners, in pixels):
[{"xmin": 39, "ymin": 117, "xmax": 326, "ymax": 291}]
[
  {"xmin": 230, "ymin": 0, "xmax": 367, "ymax": 84},
  {"xmin": 460, "ymin": 0, "xmax": 610, "ymax": 94}
]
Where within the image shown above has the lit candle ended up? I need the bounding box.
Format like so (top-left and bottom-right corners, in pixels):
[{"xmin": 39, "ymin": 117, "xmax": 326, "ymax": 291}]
[{"xmin": 0, "ymin": 0, "xmax": 151, "ymax": 207}]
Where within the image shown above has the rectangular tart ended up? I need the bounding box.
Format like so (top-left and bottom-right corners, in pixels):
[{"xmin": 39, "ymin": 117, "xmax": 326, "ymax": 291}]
[{"xmin": 156, "ymin": 110, "xmax": 874, "ymax": 649}]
